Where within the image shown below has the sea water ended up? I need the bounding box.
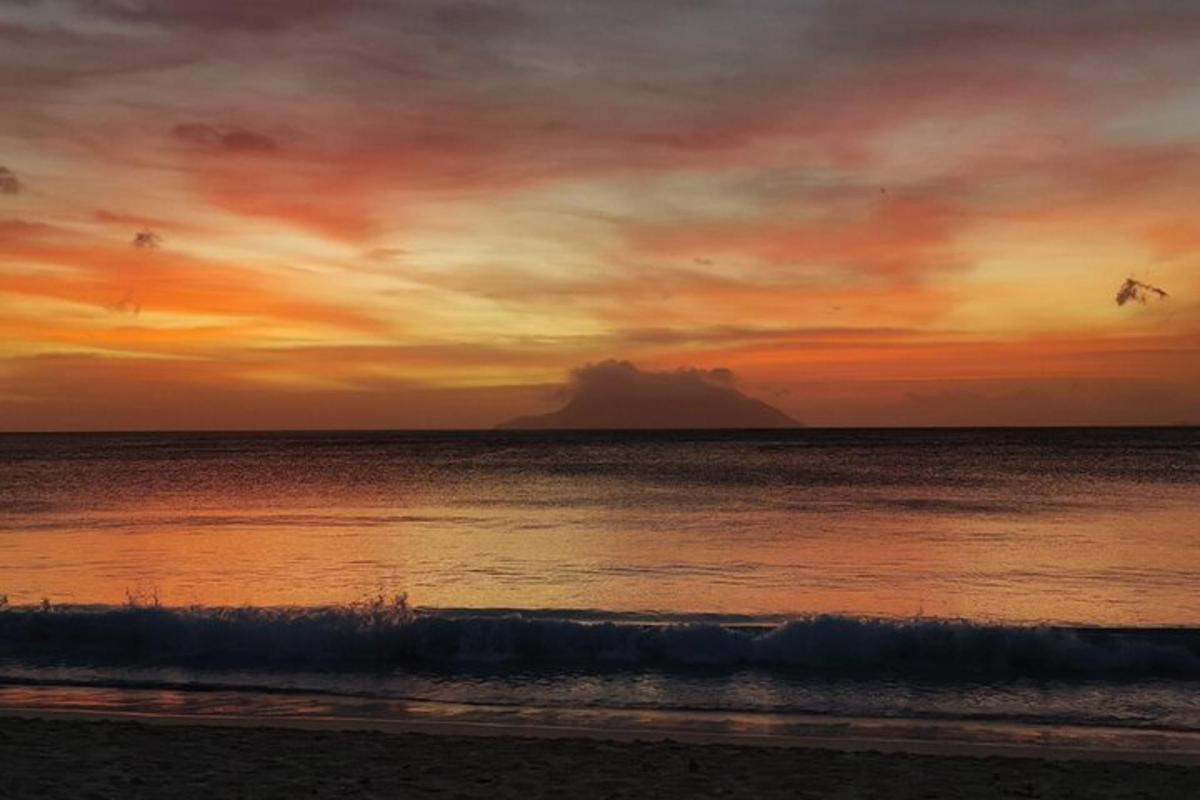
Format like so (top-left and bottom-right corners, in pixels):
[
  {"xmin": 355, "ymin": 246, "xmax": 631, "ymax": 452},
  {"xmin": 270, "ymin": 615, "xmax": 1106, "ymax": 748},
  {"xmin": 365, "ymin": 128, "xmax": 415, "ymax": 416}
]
[{"xmin": 1, "ymin": 428, "xmax": 1198, "ymax": 749}]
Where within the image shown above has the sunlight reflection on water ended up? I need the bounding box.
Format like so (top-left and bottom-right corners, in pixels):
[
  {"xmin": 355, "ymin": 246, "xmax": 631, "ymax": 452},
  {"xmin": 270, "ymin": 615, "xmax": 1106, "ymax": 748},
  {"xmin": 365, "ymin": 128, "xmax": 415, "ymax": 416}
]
[{"xmin": 1, "ymin": 428, "xmax": 1198, "ymax": 625}]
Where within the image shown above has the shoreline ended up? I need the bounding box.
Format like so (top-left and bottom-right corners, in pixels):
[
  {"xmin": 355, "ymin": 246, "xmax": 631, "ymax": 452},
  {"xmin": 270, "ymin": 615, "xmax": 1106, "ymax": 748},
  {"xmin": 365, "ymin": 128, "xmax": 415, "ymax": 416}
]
[
  {"xmin": 4, "ymin": 705, "xmax": 1200, "ymax": 766},
  {"xmin": 2, "ymin": 713, "xmax": 1199, "ymax": 799}
]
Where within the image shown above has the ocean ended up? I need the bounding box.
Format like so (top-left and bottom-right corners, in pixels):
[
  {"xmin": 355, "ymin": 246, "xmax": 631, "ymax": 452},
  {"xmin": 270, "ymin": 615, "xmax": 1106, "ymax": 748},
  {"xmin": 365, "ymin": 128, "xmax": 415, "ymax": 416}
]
[{"xmin": 2, "ymin": 428, "xmax": 1199, "ymax": 750}]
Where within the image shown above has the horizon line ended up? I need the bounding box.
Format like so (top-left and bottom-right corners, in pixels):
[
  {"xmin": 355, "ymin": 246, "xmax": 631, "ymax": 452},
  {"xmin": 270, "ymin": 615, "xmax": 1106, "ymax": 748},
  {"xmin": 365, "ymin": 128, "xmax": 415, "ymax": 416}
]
[{"xmin": 1, "ymin": 423, "xmax": 1196, "ymax": 436}]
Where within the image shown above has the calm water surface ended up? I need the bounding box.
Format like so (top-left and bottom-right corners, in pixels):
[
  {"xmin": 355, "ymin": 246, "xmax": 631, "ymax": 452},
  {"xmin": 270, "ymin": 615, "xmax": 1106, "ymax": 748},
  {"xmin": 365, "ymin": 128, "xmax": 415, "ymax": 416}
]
[{"xmin": 1, "ymin": 428, "xmax": 1197, "ymax": 625}]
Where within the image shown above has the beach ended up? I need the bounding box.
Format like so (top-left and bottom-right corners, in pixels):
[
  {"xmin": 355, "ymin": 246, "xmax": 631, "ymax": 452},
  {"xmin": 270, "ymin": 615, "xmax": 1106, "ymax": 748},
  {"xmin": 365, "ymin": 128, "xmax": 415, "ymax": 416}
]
[{"xmin": 2, "ymin": 714, "xmax": 1199, "ymax": 799}]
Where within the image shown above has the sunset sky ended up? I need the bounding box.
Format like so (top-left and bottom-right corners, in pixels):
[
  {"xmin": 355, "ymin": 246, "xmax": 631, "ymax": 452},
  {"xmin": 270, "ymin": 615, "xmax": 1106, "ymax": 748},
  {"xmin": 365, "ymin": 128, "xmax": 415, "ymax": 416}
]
[{"xmin": 2, "ymin": 0, "xmax": 1198, "ymax": 429}]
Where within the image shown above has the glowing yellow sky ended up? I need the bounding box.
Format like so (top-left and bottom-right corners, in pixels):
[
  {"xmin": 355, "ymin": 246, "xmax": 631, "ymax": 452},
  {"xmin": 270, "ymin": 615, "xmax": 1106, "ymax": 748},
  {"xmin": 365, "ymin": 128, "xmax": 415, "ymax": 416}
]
[{"xmin": 1, "ymin": 1, "xmax": 1198, "ymax": 428}]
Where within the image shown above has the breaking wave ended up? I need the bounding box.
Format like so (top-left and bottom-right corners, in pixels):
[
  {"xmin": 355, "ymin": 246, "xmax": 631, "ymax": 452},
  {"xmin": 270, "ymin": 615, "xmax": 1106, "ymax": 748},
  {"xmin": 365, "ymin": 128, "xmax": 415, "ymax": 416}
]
[{"xmin": 2, "ymin": 605, "xmax": 1199, "ymax": 680}]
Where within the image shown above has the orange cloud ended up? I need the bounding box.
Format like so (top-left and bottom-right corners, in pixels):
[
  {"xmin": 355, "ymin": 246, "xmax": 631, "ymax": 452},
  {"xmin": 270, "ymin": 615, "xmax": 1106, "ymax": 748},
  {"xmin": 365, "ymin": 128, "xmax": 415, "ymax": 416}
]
[
  {"xmin": 0, "ymin": 225, "xmax": 385, "ymax": 346},
  {"xmin": 631, "ymin": 195, "xmax": 966, "ymax": 279}
]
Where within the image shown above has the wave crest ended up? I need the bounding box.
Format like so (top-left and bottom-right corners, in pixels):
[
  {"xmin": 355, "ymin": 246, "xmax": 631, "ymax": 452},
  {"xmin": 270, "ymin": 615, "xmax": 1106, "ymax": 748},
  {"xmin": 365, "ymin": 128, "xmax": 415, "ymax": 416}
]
[{"xmin": 2, "ymin": 606, "xmax": 1198, "ymax": 679}]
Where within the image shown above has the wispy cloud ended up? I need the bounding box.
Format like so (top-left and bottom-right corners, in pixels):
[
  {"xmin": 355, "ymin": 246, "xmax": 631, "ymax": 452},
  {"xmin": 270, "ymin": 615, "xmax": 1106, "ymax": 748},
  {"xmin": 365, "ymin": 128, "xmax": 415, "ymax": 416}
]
[
  {"xmin": 0, "ymin": 165, "xmax": 19, "ymax": 194},
  {"xmin": 80, "ymin": 0, "xmax": 365, "ymax": 32},
  {"xmin": 171, "ymin": 123, "xmax": 280, "ymax": 155},
  {"xmin": 1115, "ymin": 277, "xmax": 1169, "ymax": 306},
  {"xmin": 132, "ymin": 229, "xmax": 162, "ymax": 250}
]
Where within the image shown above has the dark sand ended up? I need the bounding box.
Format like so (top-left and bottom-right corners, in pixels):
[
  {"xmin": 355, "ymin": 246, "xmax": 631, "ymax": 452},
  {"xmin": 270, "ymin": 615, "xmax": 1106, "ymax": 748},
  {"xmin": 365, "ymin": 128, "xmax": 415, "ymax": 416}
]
[{"xmin": 2, "ymin": 714, "xmax": 1199, "ymax": 799}]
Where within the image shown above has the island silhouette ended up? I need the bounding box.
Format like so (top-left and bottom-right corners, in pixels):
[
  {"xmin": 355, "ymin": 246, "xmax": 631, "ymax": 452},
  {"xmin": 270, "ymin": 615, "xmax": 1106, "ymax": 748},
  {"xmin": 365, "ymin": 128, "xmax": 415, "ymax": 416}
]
[{"xmin": 498, "ymin": 360, "xmax": 799, "ymax": 429}]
